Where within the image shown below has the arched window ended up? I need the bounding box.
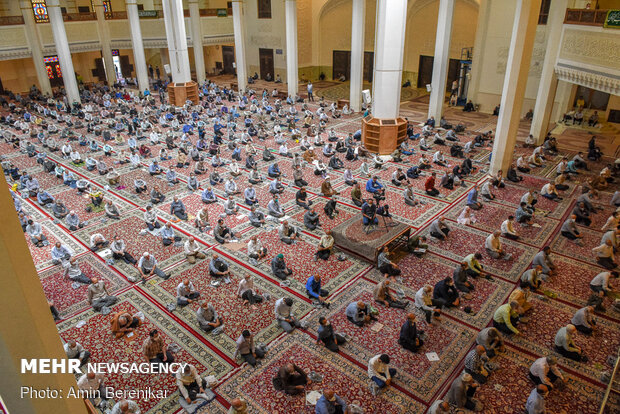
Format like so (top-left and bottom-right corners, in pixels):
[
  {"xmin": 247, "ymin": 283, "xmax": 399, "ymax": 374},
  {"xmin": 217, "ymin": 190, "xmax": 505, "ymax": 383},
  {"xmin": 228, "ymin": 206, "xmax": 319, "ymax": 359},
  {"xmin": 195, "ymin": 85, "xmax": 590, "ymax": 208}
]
[{"xmin": 31, "ymin": 0, "xmax": 49, "ymax": 23}]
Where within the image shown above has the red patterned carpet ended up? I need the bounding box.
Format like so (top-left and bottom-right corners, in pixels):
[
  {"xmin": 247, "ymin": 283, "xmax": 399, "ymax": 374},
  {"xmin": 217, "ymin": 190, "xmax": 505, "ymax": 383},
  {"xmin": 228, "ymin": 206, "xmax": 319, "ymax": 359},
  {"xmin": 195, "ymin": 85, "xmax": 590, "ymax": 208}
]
[{"xmin": 3, "ymin": 87, "xmax": 620, "ymax": 414}]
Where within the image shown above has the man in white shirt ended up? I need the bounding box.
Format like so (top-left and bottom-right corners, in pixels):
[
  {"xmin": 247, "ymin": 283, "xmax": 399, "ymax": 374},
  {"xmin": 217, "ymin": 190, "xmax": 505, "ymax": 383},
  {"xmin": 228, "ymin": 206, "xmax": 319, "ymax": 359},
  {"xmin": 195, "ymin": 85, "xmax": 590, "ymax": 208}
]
[
  {"xmin": 77, "ymin": 371, "xmax": 107, "ymax": 407},
  {"xmin": 368, "ymin": 354, "xmax": 397, "ymax": 395},
  {"xmin": 64, "ymin": 339, "xmax": 90, "ymax": 366},
  {"xmin": 501, "ymin": 216, "xmax": 519, "ymax": 240},
  {"xmin": 89, "ymin": 233, "xmax": 109, "ymax": 252},
  {"xmin": 184, "ymin": 236, "xmax": 206, "ymax": 264},
  {"xmin": 592, "ymin": 239, "xmax": 617, "ymax": 269},
  {"xmin": 176, "ymin": 279, "xmax": 200, "ymax": 307},
  {"xmin": 87, "ymin": 278, "xmax": 118, "ymax": 311},
  {"xmin": 485, "ymin": 230, "xmax": 512, "ymax": 260}
]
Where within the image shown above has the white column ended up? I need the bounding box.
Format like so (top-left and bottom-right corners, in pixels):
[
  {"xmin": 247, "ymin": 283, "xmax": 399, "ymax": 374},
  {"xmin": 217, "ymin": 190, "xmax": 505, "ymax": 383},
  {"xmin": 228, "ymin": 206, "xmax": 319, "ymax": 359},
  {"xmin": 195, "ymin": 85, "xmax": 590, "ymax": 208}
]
[
  {"xmin": 126, "ymin": 0, "xmax": 149, "ymax": 91},
  {"xmin": 349, "ymin": 0, "xmax": 365, "ymax": 113},
  {"xmin": 530, "ymin": 0, "xmax": 568, "ymax": 143},
  {"xmin": 161, "ymin": 0, "xmax": 192, "ymax": 83},
  {"xmin": 188, "ymin": 0, "xmax": 206, "ymax": 84},
  {"xmin": 46, "ymin": 0, "xmax": 80, "ymax": 104},
  {"xmin": 92, "ymin": 0, "xmax": 117, "ymax": 85},
  {"xmin": 490, "ymin": 0, "xmax": 542, "ymax": 175},
  {"xmin": 428, "ymin": 0, "xmax": 455, "ymax": 122},
  {"xmin": 467, "ymin": 0, "xmax": 491, "ymax": 104},
  {"xmin": 19, "ymin": 0, "xmax": 51, "ymax": 96},
  {"xmin": 371, "ymin": 0, "xmax": 407, "ymax": 119},
  {"xmin": 285, "ymin": 0, "xmax": 298, "ymax": 97},
  {"xmin": 231, "ymin": 0, "xmax": 247, "ymax": 92}
]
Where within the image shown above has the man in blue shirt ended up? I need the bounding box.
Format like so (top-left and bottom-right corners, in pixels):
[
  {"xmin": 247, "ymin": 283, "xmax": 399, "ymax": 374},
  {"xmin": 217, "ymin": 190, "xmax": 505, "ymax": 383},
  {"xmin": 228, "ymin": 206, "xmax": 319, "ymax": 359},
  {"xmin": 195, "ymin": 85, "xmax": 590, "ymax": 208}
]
[
  {"xmin": 467, "ymin": 185, "xmax": 482, "ymax": 210},
  {"xmin": 366, "ymin": 176, "xmax": 385, "ymax": 200},
  {"xmin": 268, "ymin": 162, "xmax": 281, "ymax": 178},
  {"xmin": 315, "ymin": 389, "xmax": 347, "ymax": 414},
  {"xmin": 148, "ymin": 160, "xmax": 162, "ymax": 175},
  {"xmin": 306, "ymin": 275, "xmax": 329, "ymax": 307}
]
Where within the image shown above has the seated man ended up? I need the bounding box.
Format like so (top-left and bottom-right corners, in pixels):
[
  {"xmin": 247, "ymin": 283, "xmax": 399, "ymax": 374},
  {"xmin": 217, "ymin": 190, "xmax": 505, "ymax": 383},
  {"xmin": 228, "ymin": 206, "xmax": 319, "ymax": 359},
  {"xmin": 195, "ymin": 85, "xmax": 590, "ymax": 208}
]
[
  {"xmin": 64, "ymin": 339, "xmax": 91, "ymax": 366},
  {"xmin": 464, "ymin": 252, "xmax": 487, "ymax": 279},
  {"xmin": 467, "ymin": 185, "xmax": 482, "ymax": 210},
  {"xmin": 365, "ymin": 176, "xmax": 385, "ymax": 200},
  {"xmin": 275, "ymin": 297, "xmax": 301, "ymax": 333},
  {"xmin": 446, "ymin": 373, "xmax": 480, "ymax": 411},
  {"xmin": 143, "ymin": 205, "xmax": 161, "ymax": 231},
  {"xmin": 429, "ymin": 217, "xmax": 450, "ymax": 240},
  {"xmin": 501, "ymin": 216, "xmax": 519, "ymax": 240},
  {"xmin": 248, "ymin": 205, "xmax": 266, "ymax": 228},
  {"xmin": 464, "ymin": 345, "xmax": 491, "ymax": 384},
  {"xmin": 453, "ymin": 262, "xmax": 475, "ymax": 295},
  {"xmin": 51, "ymin": 242, "xmax": 73, "ymax": 266},
  {"xmin": 374, "ymin": 279, "xmax": 408, "ymax": 309},
  {"xmin": 555, "ymin": 324, "xmax": 587, "ymax": 362},
  {"xmin": 317, "ymin": 317, "xmax": 346, "ymax": 352},
  {"xmin": 89, "ymin": 233, "xmax": 109, "ymax": 252},
  {"xmin": 590, "ymin": 270, "xmax": 618, "ymax": 296},
  {"xmin": 244, "ymin": 184, "xmax": 258, "ymax": 206},
  {"xmin": 87, "ymin": 278, "xmax": 118, "ymax": 311},
  {"xmin": 529, "ymin": 355, "xmax": 564, "ymax": 389},
  {"xmin": 214, "ymin": 218, "xmax": 237, "ymax": 244},
  {"xmin": 486, "ymin": 230, "xmax": 512, "ymax": 260},
  {"xmin": 170, "ymin": 196, "xmax": 188, "ymax": 220},
  {"xmin": 368, "ymin": 354, "xmax": 397, "ymax": 395},
  {"xmin": 196, "ymin": 301, "xmax": 223, "ymax": 332},
  {"xmin": 593, "ymin": 239, "xmax": 618, "ymax": 269},
  {"xmin": 267, "ymin": 194, "xmax": 285, "ymax": 218},
  {"xmin": 176, "ymin": 363, "xmax": 211, "ymax": 404},
  {"xmin": 493, "ymin": 301, "xmax": 521, "ymax": 335},
  {"xmin": 65, "ymin": 211, "xmax": 84, "ymax": 231},
  {"xmin": 433, "ymin": 277, "xmax": 460, "ymax": 308},
  {"xmin": 138, "ymin": 252, "xmax": 171, "ymax": 282},
  {"xmin": 208, "ymin": 253, "xmax": 232, "ymax": 282},
  {"xmin": 77, "ymin": 371, "xmax": 107, "ymax": 408},
  {"xmin": 377, "ymin": 247, "xmax": 401, "ymax": 277},
  {"xmin": 476, "ymin": 327, "xmax": 504, "ymax": 357},
  {"xmin": 234, "ymin": 329, "xmax": 265, "ymax": 366},
  {"xmin": 345, "ymin": 301, "xmax": 376, "ymax": 327},
  {"xmin": 110, "ymin": 311, "xmax": 141, "ymax": 339},
  {"xmin": 315, "ymin": 230, "xmax": 334, "ymax": 261},
  {"xmin": 176, "ymin": 279, "xmax": 200, "ymax": 306},
  {"xmin": 142, "ymin": 329, "xmax": 175, "ymax": 367},
  {"xmin": 161, "ymin": 222, "xmax": 182, "ymax": 246},
  {"xmin": 399, "ymin": 313, "xmax": 424, "ymax": 353},
  {"xmin": 295, "ymin": 187, "xmax": 312, "ymax": 209},
  {"xmin": 571, "ymin": 305, "xmax": 596, "ymax": 335},
  {"xmin": 361, "ymin": 198, "xmax": 378, "ymax": 230},
  {"xmin": 425, "ymin": 173, "xmax": 440, "ymax": 197},
  {"xmin": 201, "ymin": 187, "xmax": 217, "ymax": 204},
  {"xmin": 275, "ymin": 362, "xmax": 310, "ymax": 395},
  {"xmin": 306, "ymin": 274, "xmax": 330, "ymax": 307},
  {"xmin": 520, "ymin": 265, "xmax": 543, "ymax": 290},
  {"xmin": 184, "ymin": 236, "xmax": 206, "ymax": 264},
  {"xmin": 271, "ymin": 253, "xmax": 293, "ymax": 280},
  {"xmin": 238, "ymin": 273, "xmax": 264, "ymax": 304},
  {"xmin": 279, "ymin": 220, "xmax": 300, "ymax": 245},
  {"xmin": 304, "ymin": 206, "xmax": 321, "ymax": 230}
]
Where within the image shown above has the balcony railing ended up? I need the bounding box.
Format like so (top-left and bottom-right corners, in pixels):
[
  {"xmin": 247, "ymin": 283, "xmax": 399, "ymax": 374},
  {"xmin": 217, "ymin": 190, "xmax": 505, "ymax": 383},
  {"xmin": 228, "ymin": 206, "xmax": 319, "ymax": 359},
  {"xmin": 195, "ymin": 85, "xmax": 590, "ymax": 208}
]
[
  {"xmin": 564, "ymin": 8, "xmax": 608, "ymax": 26},
  {"xmin": 62, "ymin": 12, "xmax": 97, "ymax": 22},
  {"xmin": 0, "ymin": 16, "xmax": 24, "ymax": 26}
]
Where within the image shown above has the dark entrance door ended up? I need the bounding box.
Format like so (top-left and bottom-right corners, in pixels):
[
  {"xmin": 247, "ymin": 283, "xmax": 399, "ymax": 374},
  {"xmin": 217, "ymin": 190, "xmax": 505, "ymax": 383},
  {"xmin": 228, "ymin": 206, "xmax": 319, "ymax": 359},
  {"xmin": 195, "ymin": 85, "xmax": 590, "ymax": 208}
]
[
  {"xmin": 259, "ymin": 48, "xmax": 274, "ymax": 80},
  {"xmin": 332, "ymin": 50, "xmax": 350, "ymax": 81},
  {"xmin": 222, "ymin": 46, "xmax": 235, "ymax": 75},
  {"xmin": 119, "ymin": 55, "xmax": 133, "ymax": 79},
  {"xmin": 363, "ymin": 51, "xmax": 373, "ymax": 82},
  {"xmin": 417, "ymin": 55, "xmax": 462, "ymax": 91},
  {"xmin": 417, "ymin": 55, "xmax": 433, "ymax": 88}
]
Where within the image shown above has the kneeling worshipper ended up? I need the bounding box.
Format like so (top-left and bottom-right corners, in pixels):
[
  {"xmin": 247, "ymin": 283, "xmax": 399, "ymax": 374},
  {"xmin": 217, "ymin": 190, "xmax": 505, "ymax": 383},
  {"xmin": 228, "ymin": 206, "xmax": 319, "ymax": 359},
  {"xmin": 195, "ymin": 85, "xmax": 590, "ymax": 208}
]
[
  {"xmin": 110, "ymin": 311, "xmax": 141, "ymax": 339},
  {"xmin": 399, "ymin": 313, "xmax": 424, "ymax": 353},
  {"xmin": 274, "ymin": 362, "xmax": 311, "ymax": 395},
  {"xmin": 196, "ymin": 301, "xmax": 224, "ymax": 333}
]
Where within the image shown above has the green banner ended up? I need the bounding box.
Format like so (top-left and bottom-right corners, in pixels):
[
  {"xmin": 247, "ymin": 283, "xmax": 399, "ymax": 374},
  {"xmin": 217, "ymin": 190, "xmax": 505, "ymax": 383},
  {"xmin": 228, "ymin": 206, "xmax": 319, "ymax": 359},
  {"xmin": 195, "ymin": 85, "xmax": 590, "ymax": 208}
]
[
  {"xmin": 138, "ymin": 10, "xmax": 158, "ymax": 18},
  {"xmin": 604, "ymin": 10, "xmax": 620, "ymax": 28},
  {"xmin": 216, "ymin": 8, "xmax": 228, "ymax": 17}
]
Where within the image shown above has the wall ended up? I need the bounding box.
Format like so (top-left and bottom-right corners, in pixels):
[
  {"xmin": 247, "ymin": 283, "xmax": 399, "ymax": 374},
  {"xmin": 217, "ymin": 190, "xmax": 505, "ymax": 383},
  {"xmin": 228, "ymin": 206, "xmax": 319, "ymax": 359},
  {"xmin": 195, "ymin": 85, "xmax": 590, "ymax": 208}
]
[
  {"xmin": 473, "ymin": 0, "xmax": 564, "ymax": 115},
  {"xmin": 243, "ymin": 0, "xmax": 288, "ymax": 80},
  {"xmin": 0, "ymin": 58, "xmax": 38, "ymax": 93}
]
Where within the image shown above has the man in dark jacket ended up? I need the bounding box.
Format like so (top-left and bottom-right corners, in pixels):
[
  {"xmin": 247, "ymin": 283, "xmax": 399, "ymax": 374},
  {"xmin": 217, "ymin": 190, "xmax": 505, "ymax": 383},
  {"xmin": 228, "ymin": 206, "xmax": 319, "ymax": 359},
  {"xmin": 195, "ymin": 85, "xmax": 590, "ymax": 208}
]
[
  {"xmin": 399, "ymin": 313, "xmax": 424, "ymax": 353},
  {"xmin": 433, "ymin": 277, "xmax": 460, "ymax": 307}
]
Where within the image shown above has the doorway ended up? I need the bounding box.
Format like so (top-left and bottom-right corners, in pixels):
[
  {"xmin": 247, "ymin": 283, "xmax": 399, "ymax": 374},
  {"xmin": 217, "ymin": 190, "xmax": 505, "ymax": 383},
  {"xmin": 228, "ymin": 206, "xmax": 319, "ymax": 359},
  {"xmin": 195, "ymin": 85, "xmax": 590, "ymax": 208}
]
[
  {"xmin": 222, "ymin": 46, "xmax": 235, "ymax": 75},
  {"xmin": 417, "ymin": 55, "xmax": 461, "ymax": 91},
  {"xmin": 332, "ymin": 50, "xmax": 374, "ymax": 82},
  {"xmin": 259, "ymin": 48, "xmax": 274, "ymax": 80},
  {"xmin": 43, "ymin": 56, "xmax": 63, "ymax": 88}
]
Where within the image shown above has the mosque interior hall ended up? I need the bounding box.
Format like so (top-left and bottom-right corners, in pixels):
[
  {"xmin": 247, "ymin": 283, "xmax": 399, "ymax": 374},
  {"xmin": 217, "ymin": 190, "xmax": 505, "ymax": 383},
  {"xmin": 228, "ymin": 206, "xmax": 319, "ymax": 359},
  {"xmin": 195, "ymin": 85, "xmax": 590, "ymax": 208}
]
[{"xmin": 0, "ymin": 0, "xmax": 620, "ymax": 413}]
